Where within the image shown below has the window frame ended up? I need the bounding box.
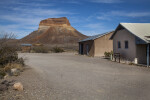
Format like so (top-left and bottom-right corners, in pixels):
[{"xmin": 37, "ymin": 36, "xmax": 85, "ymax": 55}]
[
  {"xmin": 118, "ymin": 41, "xmax": 121, "ymax": 49},
  {"xmin": 125, "ymin": 41, "xmax": 128, "ymax": 49}
]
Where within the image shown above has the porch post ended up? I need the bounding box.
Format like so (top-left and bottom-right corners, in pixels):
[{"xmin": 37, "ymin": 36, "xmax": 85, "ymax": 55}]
[
  {"xmin": 79, "ymin": 43, "xmax": 81, "ymax": 54},
  {"xmin": 147, "ymin": 44, "xmax": 149, "ymax": 67}
]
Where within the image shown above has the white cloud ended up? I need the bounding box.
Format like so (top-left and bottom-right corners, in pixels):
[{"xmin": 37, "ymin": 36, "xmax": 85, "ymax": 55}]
[
  {"xmin": 83, "ymin": 23, "xmax": 103, "ymax": 29},
  {"xmin": 97, "ymin": 11, "xmax": 150, "ymax": 21},
  {"xmin": 15, "ymin": 2, "xmax": 54, "ymax": 7},
  {"xmin": 0, "ymin": 7, "xmax": 72, "ymax": 31},
  {"xmin": 79, "ymin": 30, "xmax": 100, "ymax": 36},
  {"xmin": 79, "ymin": 23, "xmax": 113, "ymax": 36},
  {"xmin": 0, "ymin": 24, "xmax": 38, "ymax": 38},
  {"xmin": 48, "ymin": 0, "xmax": 81, "ymax": 4},
  {"xmin": 97, "ymin": 16, "xmax": 111, "ymax": 20},
  {"xmin": 63, "ymin": 0, "xmax": 81, "ymax": 4},
  {"xmin": 0, "ymin": 25, "xmax": 20, "ymax": 30},
  {"xmin": 0, "ymin": 6, "xmax": 73, "ymax": 26},
  {"xmin": 89, "ymin": 0, "xmax": 122, "ymax": 3},
  {"xmin": 111, "ymin": 11, "xmax": 150, "ymax": 17},
  {"xmin": 79, "ymin": 30, "xmax": 112, "ymax": 36},
  {"xmin": 0, "ymin": 15, "xmax": 43, "ymax": 27},
  {"xmin": 11, "ymin": 7, "xmax": 72, "ymax": 16}
]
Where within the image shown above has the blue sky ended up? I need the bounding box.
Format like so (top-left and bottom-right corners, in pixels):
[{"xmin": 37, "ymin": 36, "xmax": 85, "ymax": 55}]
[{"xmin": 0, "ymin": 0, "xmax": 150, "ymax": 38}]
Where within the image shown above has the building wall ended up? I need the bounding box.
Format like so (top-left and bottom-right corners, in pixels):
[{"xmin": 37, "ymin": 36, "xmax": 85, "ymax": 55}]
[
  {"xmin": 79, "ymin": 40, "xmax": 94, "ymax": 56},
  {"xmin": 94, "ymin": 32, "xmax": 113, "ymax": 56},
  {"xmin": 113, "ymin": 29, "xmax": 136, "ymax": 62},
  {"xmin": 21, "ymin": 46, "xmax": 31, "ymax": 52}
]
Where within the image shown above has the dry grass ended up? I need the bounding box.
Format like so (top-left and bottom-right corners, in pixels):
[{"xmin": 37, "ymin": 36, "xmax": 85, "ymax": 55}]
[{"xmin": 4, "ymin": 63, "xmax": 24, "ymax": 72}]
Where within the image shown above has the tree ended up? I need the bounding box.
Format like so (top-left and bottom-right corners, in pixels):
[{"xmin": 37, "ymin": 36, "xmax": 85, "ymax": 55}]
[{"xmin": 0, "ymin": 32, "xmax": 16, "ymax": 48}]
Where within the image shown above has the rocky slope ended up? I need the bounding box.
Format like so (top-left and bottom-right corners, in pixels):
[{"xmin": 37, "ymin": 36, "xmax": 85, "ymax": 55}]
[{"xmin": 21, "ymin": 17, "xmax": 87, "ymax": 44}]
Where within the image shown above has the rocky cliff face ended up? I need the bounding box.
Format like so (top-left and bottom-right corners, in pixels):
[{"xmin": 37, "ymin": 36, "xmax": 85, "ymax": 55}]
[
  {"xmin": 21, "ymin": 17, "xmax": 87, "ymax": 45},
  {"xmin": 38, "ymin": 17, "xmax": 71, "ymax": 30},
  {"xmin": 39, "ymin": 17, "xmax": 70, "ymax": 26}
]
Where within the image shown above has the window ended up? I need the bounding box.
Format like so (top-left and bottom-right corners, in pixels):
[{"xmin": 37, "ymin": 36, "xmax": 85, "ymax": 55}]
[
  {"xmin": 125, "ymin": 41, "xmax": 128, "ymax": 49},
  {"xmin": 118, "ymin": 41, "xmax": 121, "ymax": 48}
]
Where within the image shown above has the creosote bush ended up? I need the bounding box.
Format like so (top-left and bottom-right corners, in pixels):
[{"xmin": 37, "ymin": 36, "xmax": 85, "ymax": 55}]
[
  {"xmin": 51, "ymin": 47, "xmax": 64, "ymax": 53},
  {"xmin": 32, "ymin": 46, "xmax": 49, "ymax": 53},
  {"xmin": 0, "ymin": 33, "xmax": 25, "ymax": 78},
  {"xmin": 104, "ymin": 51, "xmax": 113, "ymax": 58},
  {"xmin": 0, "ymin": 68, "xmax": 6, "ymax": 78},
  {"xmin": 0, "ymin": 46, "xmax": 25, "ymax": 78},
  {"xmin": 16, "ymin": 57, "xmax": 25, "ymax": 66},
  {"xmin": 0, "ymin": 46, "xmax": 18, "ymax": 66}
]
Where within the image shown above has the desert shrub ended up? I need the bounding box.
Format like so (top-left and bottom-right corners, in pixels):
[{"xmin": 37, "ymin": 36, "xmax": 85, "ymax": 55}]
[
  {"xmin": 0, "ymin": 68, "xmax": 6, "ymax": 78},
  {"xmin": 0, "ymin": 46, "xmax": 18, "ymax": 67},
  {"xmin": 32, "ymin": 46, "xmax": 48, "ymax": 53},
  {"xmin": 51, "ymin": 47, "xmax": 64, "ymax": 53},
  {"xmin": 104, "ymin": 51, "xmax": 113, "ymax": 58},
  {"xmin": 4, "ymin": 63, "xmax": 23, "ymax": 72},
  {"xmin": 0, "ymin": 33, "xmax": 25, "ymax": 78},
  {"xmin": 15, "ymin": 57, "xmax": 25, "ymax": 66}
]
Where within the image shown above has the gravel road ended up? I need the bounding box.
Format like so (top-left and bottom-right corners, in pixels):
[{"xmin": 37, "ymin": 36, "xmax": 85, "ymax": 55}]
[{"xmin": 18, "ymin": 53, "xmax": 150, "ymax": 100}]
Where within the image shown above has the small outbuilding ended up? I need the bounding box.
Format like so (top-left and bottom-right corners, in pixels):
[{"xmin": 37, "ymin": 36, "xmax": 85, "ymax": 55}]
[
  {"xmin": 21, "ymin": 44, "xmax": 32, "ymax": 52},
  {"xmin": 79, "ymin": 31, "xmax": 114, "ymax": 57},
  {"xmin": 33, "ymin": 43, "xmax": 43, "ymax": 46},
  {"xmin": 110, "ymin": 23, "xmax": 150, "ymax": 66}
]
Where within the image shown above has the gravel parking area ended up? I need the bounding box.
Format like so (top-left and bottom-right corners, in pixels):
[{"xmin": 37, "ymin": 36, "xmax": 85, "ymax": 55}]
[{"xmin": 4, "ymin": 52, "xmax": 150, "ymax": 100}]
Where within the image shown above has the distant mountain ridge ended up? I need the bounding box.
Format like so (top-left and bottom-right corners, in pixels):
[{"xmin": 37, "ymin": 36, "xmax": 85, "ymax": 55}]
[{"xmin": 20, "ymin": 17, "xmax": 88, "ymax": 44}]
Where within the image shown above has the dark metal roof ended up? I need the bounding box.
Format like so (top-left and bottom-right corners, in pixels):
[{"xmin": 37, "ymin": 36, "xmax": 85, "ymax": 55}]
[
  {"xmin": 21, "ymin": 44, "xmax": 32, "ymax": 46},
  {"xmin": 79, "ymin": 31, "xmax": 114, "ymax": 42}
]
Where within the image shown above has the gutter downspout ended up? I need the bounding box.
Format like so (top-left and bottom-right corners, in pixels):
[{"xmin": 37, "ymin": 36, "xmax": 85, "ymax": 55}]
[{"xmin": 147, "ymin": 43, "xmax": 149, "ymax": 67}]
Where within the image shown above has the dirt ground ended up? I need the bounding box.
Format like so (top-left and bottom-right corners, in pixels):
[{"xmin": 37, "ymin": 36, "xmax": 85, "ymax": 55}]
[
  {"xmin": 0, "ymin": 67, "xmax": 52, "ymax": 100},
  {"xmin": 1, "ymin": 53, "xmax": 150, "ymax": 100}
]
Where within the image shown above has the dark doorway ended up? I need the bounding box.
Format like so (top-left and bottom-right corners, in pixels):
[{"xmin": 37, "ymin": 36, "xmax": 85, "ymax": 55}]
[{"xmin": 79, "ymin": 43, "xmax": 84, "ymax": 55}]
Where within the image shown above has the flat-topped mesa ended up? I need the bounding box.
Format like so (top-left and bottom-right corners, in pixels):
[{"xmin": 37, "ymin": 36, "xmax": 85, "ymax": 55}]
[
  {"xmin": 21, "ymin": 17, "xmax": 88, "ymax": 44},
  {"xmin": 38, "ymin": 17, "xmax": 71, "ymax": 30}
]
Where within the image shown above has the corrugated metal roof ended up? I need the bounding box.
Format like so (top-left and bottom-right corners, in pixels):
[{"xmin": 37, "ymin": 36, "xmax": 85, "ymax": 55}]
[
  {"xmin": 79, "ymin": 31, "xmax": 114, "ymax": 42},
  {"xmin": 111, "ymin": 23, "xmax": 150, "ymax": 43},
  {"xmin": 121, "ymin": 23, "xmax": 150, "ymax": 43}
]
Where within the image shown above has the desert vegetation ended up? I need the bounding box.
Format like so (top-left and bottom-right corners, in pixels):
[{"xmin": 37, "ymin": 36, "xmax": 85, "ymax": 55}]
[
  {"xmin": 0, "ymin": 33, "xmax": 25, "ymax": 79},
  {"xmin": 32, "ymin": 46, "xmax": 49, "ymax": 53},
  {"xmin": 51, "ymin": 46, "xmax": 65, "ymax": 53},
  {"xmin": 104, "ymin": 51, "xmax": 113, "ymax": 58}
]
